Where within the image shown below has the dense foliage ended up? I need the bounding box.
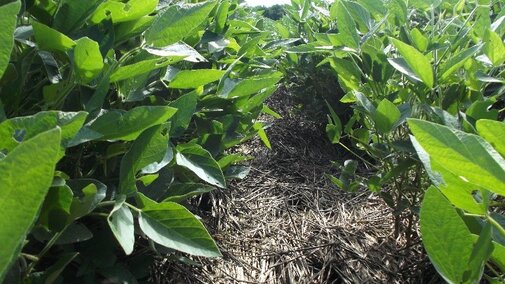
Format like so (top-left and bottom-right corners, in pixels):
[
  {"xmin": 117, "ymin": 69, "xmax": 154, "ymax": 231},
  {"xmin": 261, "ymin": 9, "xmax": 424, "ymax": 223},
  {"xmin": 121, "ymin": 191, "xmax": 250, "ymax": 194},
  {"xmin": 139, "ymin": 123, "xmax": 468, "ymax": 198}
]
[
  {"xmin": 0, "ymin": 0, "xmax": 283, "ymax": 282},
  {"xmin": 270, "ymin": 0, "xmax": 505, "ymax": 282},
  {"xmin": 1, "ymin": 0, "xmax": 505, "ymax": 283}
]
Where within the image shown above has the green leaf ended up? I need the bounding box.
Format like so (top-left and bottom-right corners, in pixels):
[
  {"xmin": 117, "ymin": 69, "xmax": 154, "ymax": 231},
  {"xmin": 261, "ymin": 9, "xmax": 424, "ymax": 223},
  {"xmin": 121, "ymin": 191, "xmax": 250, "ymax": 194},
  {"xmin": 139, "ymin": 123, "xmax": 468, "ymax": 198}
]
[
  {"xmin": 219, "ymin": 72, "xmax": 283, "ymax": 98},
  {"xmin": 138, "ymin": 201, "xmax": 221, "ymax": 257},
  {"xmin": 90, "ymin": 0, "xmax": 158, "ymax": 24},
  {"xmin": 484, "ymin": 29, "xmax": 505, "ymax": 66},
  {"xmin": 409, "ymin": 119, "xmax": 505, "ymax": 199},
  {"xmin": 73, "ymin": 37, "xmax": 104, "ymax": 83},
  {"xmin": 39, "ymin": 185, "xmax": 73, "ymax": 232},
  {"xmin": 253, "ymin": 122, "xmax": 271, "ymax": 149},
  {"xmin": 71, "ymin": 106, "xmax": 177, "ymax": 145},
  {"xmin": 145, "ymin": 1, "xmax": 217, "ymax": 47},
  {"xmin": 373, "ymin": 99, "xmax": 401, "ymax": 133},
  {"xmin": 0, "ymin": 128, "xmax": 61, "ymax": 281},
  {"xmin": 68, "ymin": 179, "xmax": 107, "ymax": 220},
  {"xmin": 330, "ymin": 0, "xmax": 359, "ymax": 49},
  {"xmin": 119, "ymin": 124, "xmax": 171, "ymax": 195},
  {"xmin": 439, "ymin": 45, "xmax": 482, "ymax": 81},
  {"xmin": 176, "ymin": 144, "xmax": 226, "ymax": 188},
  {"xmin": 53, "ymin": 0, "xmax": 103, "ymax": 34},
  {"xmin": 464, "ymin": 223, "xmax": 494, "ymax": 283},
  {"xmin": 162, "ymin": 183, "xmax": 214, "ymax": 203},
  {"xmin": 169, "ymin": 69, "xmax": 226, "ymax": 89},
  {"xmin": 389, "ymin": 38, "xmax": 433, "ymax": 88},
  {"xmin": 32, "ymin": 21, "xmax": 76, "ymax": 52},
  {"xmin": 115, "ymin": 16, "xmax": 155, "ymax": 44},
  {"xmin": 0, "ymin": 111, "xmax": 88, "ymax": 150},
  {"xmin": 410, "ymin": 28, "xmax": 428, "ymax": 52},
  {"xmin": 420, "ymin": 186, "xmax": 474, "ymax": 283},
  {"xmin": 0, "ymin": 0, "xmax": 20, "ymax": 80},
  {"xmin": 110, "ymin": 56, "xmax": 186, "ymax": 82},
  {"xmin": 214, "ymin": 0, "xmax": 230, "ymax": 33},
  {"xmin": 169, "ymin": 91, "xmax": 198, "ymax": 137},
  {"xmin": 108, "ymin": 196, "xmax": 135, "ymax": 255},
  {"xmin": 477, "ymin": 120, "xmax": 505, "ymax": 158}
]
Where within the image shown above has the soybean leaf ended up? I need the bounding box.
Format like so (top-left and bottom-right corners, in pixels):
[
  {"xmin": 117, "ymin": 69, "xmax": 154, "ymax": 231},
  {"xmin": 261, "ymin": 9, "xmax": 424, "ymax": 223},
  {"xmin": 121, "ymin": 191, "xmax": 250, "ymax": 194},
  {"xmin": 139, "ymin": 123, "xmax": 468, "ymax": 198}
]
[
  {"xmin": 145, "ymin": 2, "xmax": 217, "ymax": 47},
  {"xmin": 0, "ymin": 128, "xmax": 61, "ymax": 281},
  {"xmin": 110, "ymin": 56, "xmax": 186, "ymax": 82},
  {"xmin": 53, "ymin": 0, "xmax": 103, "ymax": 34},
  {"xmin": 168, "ymin": 91, "xmax": 198, "ymax": 137},
  {"xmin": 464, "ymin": 222, "xmax": 494, "ymax": 283},
  {"xmin": 68, "ymin": 179, "xmax": 107, "ymax": 220},
  {"xmin": 169, "ymin": 69, "xmax": 225, "ymax": 89},
  {"xmin": 119, "ymin": 124, "xmax": 171, "ymax": 195},
  {"xmin": 389, "ymin": 38, "xmax": 433, "ymax": 88},
  {"xmin": 108, "ymin": 196, "xmax": 135, "ymax": 255},
  {"xmin": 330, "ymin": 0, "xmax": 359, "ymax": 49},
  {"xmin": 420, "ymin": 186, "xmax": 474, "ymax": 283},
  {"xmin": 144, "ymin": 42, "xmax": 207, "ymax": 63},
  {"xmin": 387, "ymin": 57, "xmax": 422, "ymax": 83},
  {"xmin": 410, "ymin": 28, "xmax": 428, "ymax": 52},
  {"xmin": 253, "ymin": 122, "xmax": 272, "ymax": 149},
  {"xmin": 90, "ymin": 0, "xmax": 158, "ymax": 24},
  {"xmin": 0, "ymin": 111, "xmax": 88, "ymax": 150},
  {"xmin": 477, "ymin": 120, "xmax": 505, "ymax": 158},
  {"xmin": 484, "ymin": 29, "xmax": 505, "ymax": 66},
  {"xmin": 373, "ymin": 99, "xmax": 401, "ymax": 133},
  {"xmin": 409, "ymin": 119, "xmax": 505, "ymax": 196},
  {"xmin": 138, "ymin": 201, "xmax": 221, "ymax": 257},
  {"xmin": 71, "ymin": 106, "xmax": 177, "ymax": 145},
  {"xmin": 39, "ymin": 185, "xmax": 73, "ymax": 232},
  {"xmin": 73, "ymin": 37, "xmax": 104, "ymax": 83},
  {"xmin": 175, "ymin": 144, "xmax": 226, "ymax": 188},
  {"xmin": 0, "ymin": 0, "xmax": 20, "ymax": 79},
  {"xmin": 162, "ymin": 183, "xmax": 214, "ymax": 203},
  {"xmin": 115, "ymin": 16, "xmax": 155, "ymax": 44},
  {"xmin": 219, "ymin": 72, "xmax": 283, "ymax": 98},
  {"xmin": 439, "ymin": 45, "xmax": 482, "ymax": 81},
  {"xmin": 32, "ymin": 21, "xmax": 76, "ymax": 52}
]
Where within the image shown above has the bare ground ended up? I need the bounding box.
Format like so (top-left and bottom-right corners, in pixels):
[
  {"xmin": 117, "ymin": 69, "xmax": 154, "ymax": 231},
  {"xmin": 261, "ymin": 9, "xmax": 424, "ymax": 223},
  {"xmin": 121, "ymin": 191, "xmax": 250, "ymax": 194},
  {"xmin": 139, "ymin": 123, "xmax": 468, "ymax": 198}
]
[{"xmin": 152, "ymin": 89, "xmax": 439, "ymax": 283}]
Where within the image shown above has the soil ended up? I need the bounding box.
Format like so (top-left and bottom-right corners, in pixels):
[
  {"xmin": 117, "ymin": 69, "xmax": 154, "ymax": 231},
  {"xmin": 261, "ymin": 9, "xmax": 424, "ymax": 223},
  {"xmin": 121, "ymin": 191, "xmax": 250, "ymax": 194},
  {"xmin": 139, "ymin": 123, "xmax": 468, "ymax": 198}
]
[{"xmin": 152, "ymin": 89, "xmax": 439, "ymax": 284}]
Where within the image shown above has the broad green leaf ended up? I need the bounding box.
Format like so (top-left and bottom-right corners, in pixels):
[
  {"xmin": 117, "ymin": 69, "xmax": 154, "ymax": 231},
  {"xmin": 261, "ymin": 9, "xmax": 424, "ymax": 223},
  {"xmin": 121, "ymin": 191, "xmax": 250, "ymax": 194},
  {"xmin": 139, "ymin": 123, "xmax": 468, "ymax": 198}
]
[
  {"xmin": 466, "ymin": 101, "xmax": 498, "ymax": 122},
  {"xmin": 465, "ymin": 223, "xmax": 494, "ymax": 283},
  {"xmin": 439, "ymin": 45, "xmax": 482, "ymax": 81},
  {"xmin": 373, "ymin": 99, "xmax": 401, "ymax": 133},
  {"xmin": 73, "ymin": 37, "xmax": 104, "ymax": 83},
  {"xmin": 162, "ymin": 183, "xmax": 214, "ymax": 203},
  {"xmin": 32, "ymin": 21, "xmax": 76, "ymax": 52},
  {"xmin": 138, "ymin": 201, "xmax": 221, "ymax": 257},
  {"xmin": 115, "ymin": 16, "xmax": 155, "ymax": 44},
  {"xmin": 0, "ymin": 1, "xmax": 20, "ymax": 80},
  {"xmin": 169, "ymin": 69, "xmax": 225, "ymax": 89},
  {"xmin": 145, "ymin": 2, "xmax": 217, "ymax": 47},
  {"xmin": 71, "ymin": 106, "xmax": 177, "ymax": 145},
  {"xmin": 420, "ymin": 186, "xmax": 474, "ymax": 283},
  {"xmin": 387, "ymin": 57, "xmax": 423, "ymax": 83},
  {"xmin": 175, "ymin": 144, "xmax": 226, "ymax": 188},
  {"xmin": 144, "ymin": 42, "xmax": 206, "ymax": 63},
  {"xmin": 214, "ymin": 0, "xmax": 230, "ymax": 33},
  {"xmin": 411, "ymin": 135, "xmax": 486, "ymax": 214},
  {"xmin": 0, "ymin": 128, "xmax": 61, "ymax": 281},
  {"xmin": 90, "ymin": 0, "xmax": 158, "ymax": 24},
  {"xmin": 220, "ymin": 72, "xmax": 283, "ymax": 98},
  {"xmin": 477, "ymin": 120, "xmax": 505, "ymax": 158},
  {"xmin": 39, "ymin": 185, "xmax": 73, "ymax": 232},
  {"xmin": 0, "ymin": 111, "xmax": 88, "ymax": 150},
  {"xmin": 168, "ymin": 91, "xmax": 198, "ymax": 137},
  {"xmin": 389, "ymin": 38, "xmax": 433, "ymax": 88},
  {"xmin": 409, "ymin": 119, "xmax": 505, "ymax": 197},
  {"xmin": 119, "ymin": 124, "xmax": 171, "ymax": 195},
  {"xmin": 484, "ymin": 29, "xmax": 505, "ymax": 66},
  {"xmin": 108, "ymin": 196, "xmax": 135, "ymax": 255},
  {"xmin": 110, "ymin": 56, "xmax": 185, "ymax": 82},
  {"xmin": 330, "ymin": 0, "xmax": 359, "ymax": 49},
  {"xmin": 410, "ymin": 28, "xmax": 428, "ymax": 52},
  {"xmin": 53, "ymin": 0, "xmax": 103, "ymax": 34},
  {"xmin": 68, "ymin": 179, "xmax": 107, "ymax": 220}
]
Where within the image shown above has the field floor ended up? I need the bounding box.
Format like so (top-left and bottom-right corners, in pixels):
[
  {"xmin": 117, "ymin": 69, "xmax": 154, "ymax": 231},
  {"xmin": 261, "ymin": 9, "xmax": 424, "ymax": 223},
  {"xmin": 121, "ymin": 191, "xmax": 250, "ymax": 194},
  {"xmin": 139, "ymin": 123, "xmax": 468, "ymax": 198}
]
[{"xmin": 155, "ymin": 90, "xmax": 438, "ymax": 284}]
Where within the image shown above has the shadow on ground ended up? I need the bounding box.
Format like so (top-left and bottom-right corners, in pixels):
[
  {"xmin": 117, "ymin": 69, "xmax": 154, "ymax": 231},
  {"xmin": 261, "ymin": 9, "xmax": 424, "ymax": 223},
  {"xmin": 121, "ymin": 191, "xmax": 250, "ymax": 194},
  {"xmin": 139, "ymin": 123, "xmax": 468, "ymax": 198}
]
[{"xmin": 152, "ymin": 89, "xmax": 439, "ymax": 284}]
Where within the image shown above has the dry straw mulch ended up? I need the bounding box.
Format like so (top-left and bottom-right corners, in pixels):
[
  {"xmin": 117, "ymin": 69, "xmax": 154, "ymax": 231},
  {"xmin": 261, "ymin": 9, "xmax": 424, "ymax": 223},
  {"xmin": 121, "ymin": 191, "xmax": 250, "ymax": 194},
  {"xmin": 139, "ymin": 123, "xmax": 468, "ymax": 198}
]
[{"xmin": 153, "ymin": 90, "xmax": 438, "ymax": 283}]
